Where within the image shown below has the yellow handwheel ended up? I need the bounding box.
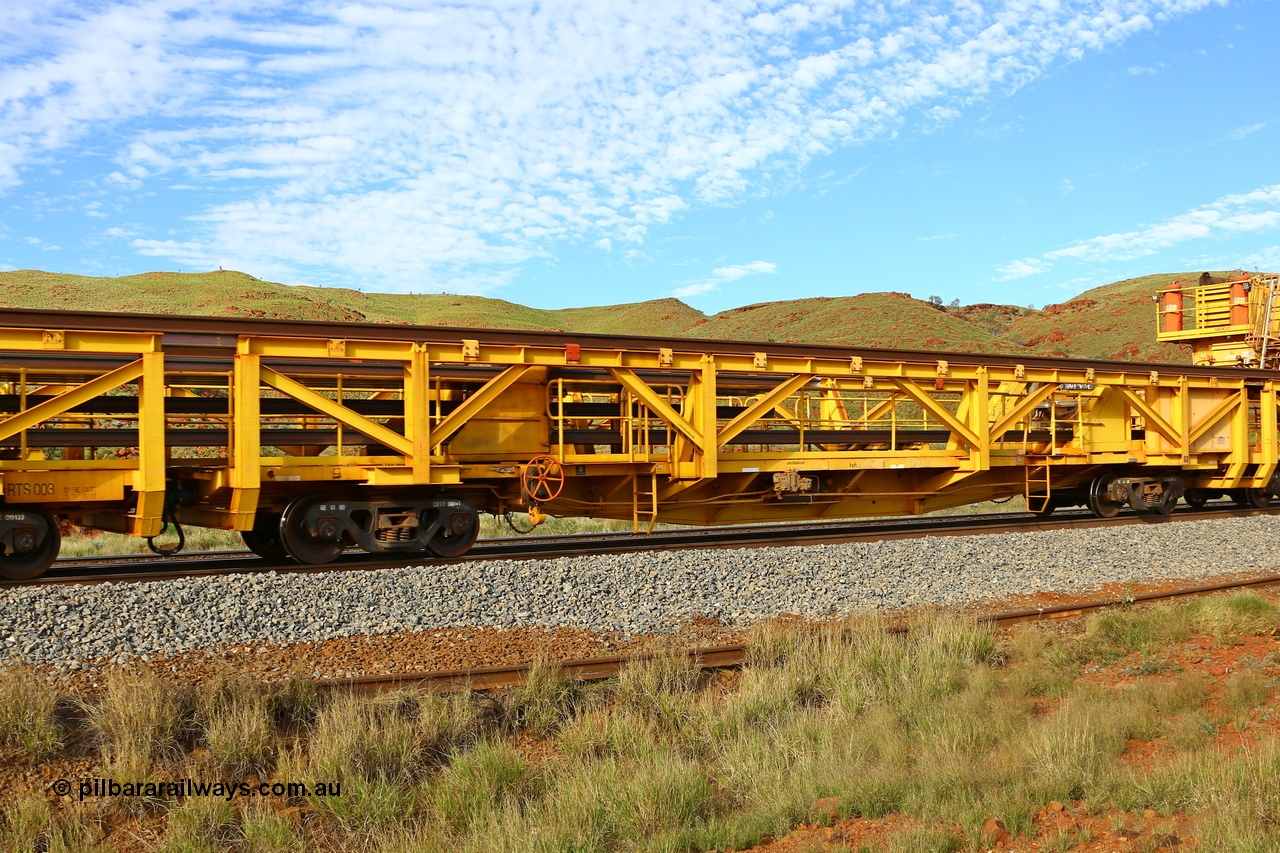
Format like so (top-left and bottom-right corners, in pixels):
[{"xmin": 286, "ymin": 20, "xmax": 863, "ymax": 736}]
[{"xmin": 523, "ymin": 455, "xmax": 565, "ymax": 503}]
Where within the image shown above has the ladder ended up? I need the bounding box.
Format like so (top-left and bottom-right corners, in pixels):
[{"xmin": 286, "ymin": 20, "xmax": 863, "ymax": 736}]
[
  {"xmin": 1025, "ymin": 460, "xmax": 1052, "ymax": 514},
  {"xmin": 631, "ymin": 472, "xmax": 660, "ymax": 533}
]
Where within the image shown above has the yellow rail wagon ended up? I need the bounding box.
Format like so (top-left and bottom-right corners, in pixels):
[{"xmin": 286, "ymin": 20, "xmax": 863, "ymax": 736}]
[{"xmin": 0, "ymin": 293, "xmax": 1277, "ymax": 579}]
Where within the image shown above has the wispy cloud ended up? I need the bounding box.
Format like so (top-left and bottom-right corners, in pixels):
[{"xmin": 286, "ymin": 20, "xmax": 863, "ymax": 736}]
[
  {"xmin": 996, "ymin": 182, "xmax": 1280, "ymax": 279},
  {"xmin": 674, "ymin": 260, "xmax": 776, "ymax": 298},
  {"xmin": 1227, "ymin": 121, "xmax": 1266, "ymax": 141},
  {"xmin": 1, "ymin": 0, "xmax": 1224, "ymax": 291},
  {"xmin": 995, "ymin": 258, "xmax": 1048, "ymax": 281}
]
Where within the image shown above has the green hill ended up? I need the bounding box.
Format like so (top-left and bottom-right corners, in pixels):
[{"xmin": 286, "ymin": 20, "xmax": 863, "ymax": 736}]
[{"xmin": 0, "ymin": 267, "xmax": 1243, "ymax": 363}]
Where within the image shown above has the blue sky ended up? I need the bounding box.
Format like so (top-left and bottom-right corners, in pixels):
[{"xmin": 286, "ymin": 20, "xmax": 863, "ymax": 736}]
[{"xmin": 1, "ymin": 0, "xmax": 1277, "ymax": 313}]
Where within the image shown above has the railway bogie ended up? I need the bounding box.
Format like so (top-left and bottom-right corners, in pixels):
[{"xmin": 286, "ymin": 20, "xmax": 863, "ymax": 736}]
[{"xmin": 0, "ymin": 300, "xmax": 1277, "ymax": 579}]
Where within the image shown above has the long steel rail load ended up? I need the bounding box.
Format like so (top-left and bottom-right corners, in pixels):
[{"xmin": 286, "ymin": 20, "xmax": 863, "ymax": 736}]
[{"xmin": 0, "ymin": 275, "xmax": 1276, "ymax": 579}]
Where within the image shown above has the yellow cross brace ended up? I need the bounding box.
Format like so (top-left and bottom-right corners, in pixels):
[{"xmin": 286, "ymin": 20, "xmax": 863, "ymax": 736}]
[
  {"xmin": 430, "ymin": 365, "xmax": 536, "ymax": 448},
  {"xmin": 0, "ymin": 359, "xmax": 144, "ymax": 443},
  {"xmin": 989, "ymin": 382, "xmax": 1059, "ymax": 440},
  {"xmin": 607, "ymin": 367, "xmax": 702, "ymax": 448},
  {"xmin": 716, "ymin": 374, "xmax": 813, "ymax": 446},
  {"xmin": 885, "ymin": 378, "xmax": 981, "ymax": 449},
  {"xmin": 1187, "ymin": 392, "xmax": 1241, "ymax": 446},
  {"xmin": 1114, "ymin": 386, "xmax": 1181, "ymax": 446},
  {"xmin": 261, "ymin": 366, "xmax": 414, "ymax": 456}
]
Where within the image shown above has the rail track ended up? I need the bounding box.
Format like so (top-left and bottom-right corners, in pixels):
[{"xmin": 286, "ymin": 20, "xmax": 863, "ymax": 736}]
[
  {"xmin": 10, "ymin": 502, "xmax": 1278, "ymax": 588},
  {"xmin": 322, "ymin": 570, "xmax": 1280, "ymax": 695}
]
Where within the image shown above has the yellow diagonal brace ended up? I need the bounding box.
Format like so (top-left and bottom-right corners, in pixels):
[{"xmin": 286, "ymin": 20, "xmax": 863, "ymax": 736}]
[
  {"xmin": 431, "ymin": 365, "xmax": 535, "ymax": 447},
  {"xmin": 0, "ymin": 359, "xmax": 144, "ymax": 442},
  {"xmin": 717, "ymin": 374, "xmax": 813, "ymax": 446},
  {"xmin": 856, "ymin": 393, "xmax": 900, "ymax": 424},
  {"xmin": 1187, "ymin": 393, "xmax": 1241, "ymax": 445},
  {"xmin": 1115, "ymin": 386, "xmax": 1181, "ymax": 446},
  {"xmin": 261, "ymin": 366, "xmax": 413, "ymax": 456},
  {"xmin": 886, "ymin": 379, "xmax": 980, "ymax": 449},
  {"xmin": 989, "ymin": 383, "xmax": 1059, "ymax": 440},
  {"xmin": 608, "ymin": 368, "xmax": 702, "ymax": 448}
]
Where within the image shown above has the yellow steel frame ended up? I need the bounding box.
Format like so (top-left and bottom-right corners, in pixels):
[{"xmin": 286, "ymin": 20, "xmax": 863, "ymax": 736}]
[{"xmin": 0, "ymin": 322, "xmax": 1276, "ymax": 534}]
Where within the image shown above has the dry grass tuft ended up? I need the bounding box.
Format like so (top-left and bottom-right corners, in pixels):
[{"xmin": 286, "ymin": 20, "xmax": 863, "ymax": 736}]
[
  {"xmin": 0, "ymin": 666, "xmax": 61, "ymax": 757},
  {"xmin": 197, "ymin": 674, "xmax": 277, "ymax": 775},
  {"xmin": 82, "ymin": 669, "xmax": 192, "ymax": 766}
]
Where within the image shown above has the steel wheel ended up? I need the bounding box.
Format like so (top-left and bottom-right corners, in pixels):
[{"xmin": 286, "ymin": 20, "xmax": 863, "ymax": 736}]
[
  {"xmin": 242, "ymin": 511, "xmax": 289, "ymax": 560},
  {"xmin": 1233, "ymin": 488, "xmax": 1272, "ymax": 509},
  {"xmin": 1183, "ymin": 488, "xmax": 1208, "ymax": 508},
  {"xmin": 279, "ymin": 496, "xmax": 345, "ymax": 565},
  {"xmin": 0, "ymin": 507, "xmax": 61, "ymax": 580},
  {"xmin": 1087, "ymin": 473, "xmax": 1123, "ymax": 519},
  {"xmin": 425, "ymin": 500, "xmax": 480, "ymax": 558}
]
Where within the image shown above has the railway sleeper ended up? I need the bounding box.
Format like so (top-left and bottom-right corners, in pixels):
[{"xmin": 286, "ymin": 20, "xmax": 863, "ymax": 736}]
[{"xmin": 273, "ymin": 494, "xmax": 480, "ymax": 565}]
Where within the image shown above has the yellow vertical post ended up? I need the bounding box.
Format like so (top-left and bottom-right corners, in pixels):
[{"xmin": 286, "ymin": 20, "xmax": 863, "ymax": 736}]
[
  {"xmin": 1260, "ymin": 381, "xmax": 1278, "ymax": 484},
  {"xmin": 404, "ymin": 345, "xmax": 431, "ymax": 483},
  {"xmin": 971, "ymin": 367, "xmax": 990, "ymax": 472},
  {"xmin": 131, "ymin": 351, "xmax": 166, "ymax": 536},
  {"xmin": 819, "ymin": 378, "xmax": 847, "ymax": 427},
  {"xmin": 230, "ymin": 342, "xmax": 260, "ymax": 529},
  {"xmin": 698, "ymin": 355, "xmax": 717, "ymax": 480},
  {"xmin": 1178, "ymin": 376, "xmax": 1191, "ymax": 462},
  {"xmin": 1225, "ymin": 386, "xmax": 1249, "ymax": 486}
]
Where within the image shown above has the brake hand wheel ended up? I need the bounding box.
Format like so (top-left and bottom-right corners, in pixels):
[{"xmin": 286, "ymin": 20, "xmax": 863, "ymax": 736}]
[{"xmin": 522, "ymin": 455, "xmax": 565, "ymax": 503}]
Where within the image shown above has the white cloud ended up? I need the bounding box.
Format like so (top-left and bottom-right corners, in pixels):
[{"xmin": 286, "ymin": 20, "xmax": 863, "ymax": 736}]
[
  {"xmin": 1061, "ymin": 179, "xmax": 1074, "ymax": 194},
  {"xmin": 595, "ymin": 238, "xmax": 613, "ymax": 253},
  {"xmin": 674, "ymin": 259, "xmax": 776, "ymax": 298},
  {"xmin": 997, "ymin": 182, "xmax": 1280, "ymax": 278},
  {"xmin": 0, "ymin": 0, "xmax": 1225, "ymax": 291},
  {"xmin": 995, "ymin": 258, "xmax": 1047, "ymax": 280},
  {"xmin": 1227, "ymin": 121, "xmax": 1266, "ymax": 141}
]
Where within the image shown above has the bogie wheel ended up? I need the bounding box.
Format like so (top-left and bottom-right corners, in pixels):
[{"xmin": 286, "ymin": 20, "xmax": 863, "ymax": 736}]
[
  {"xmin": 1087, "ymin": 472, "xmax": 1124, "ymax": 519},
  {"xmin": 1183, "ymin": 488, "xmax": 1208, "ymax": 509},
  {"xmin": 522, "ymin": 455, "xmax": 565, "ymax": 503},
  {"xmin": 279, "ymin": 496, "xmax": 345, "ymax": 565},
  {"xmin": 0, "ymin": 507, "xmax": 61, "ymax": 580},
  {"xmin": 425, "ymin": 499, "xmax": 480, "ymax": 558},
  {"xmin": 242, "ymin": 512, "xmax": 289, "ymax": 560},
  {"xmin": 1233, "ymin": 488, "xmax": 1272, "ymax": 509}
]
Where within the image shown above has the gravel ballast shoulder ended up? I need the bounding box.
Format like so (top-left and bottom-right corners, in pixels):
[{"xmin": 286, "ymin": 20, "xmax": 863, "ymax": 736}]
[{"xmin": 3, "ymin": 515, "xmax": 1279, "ymax": 671}]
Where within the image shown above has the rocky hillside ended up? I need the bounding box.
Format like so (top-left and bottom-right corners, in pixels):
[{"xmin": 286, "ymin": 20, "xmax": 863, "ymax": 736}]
[{"xmin": 0, "ymin": 268, "xmax": 1230, "ymax": 362}]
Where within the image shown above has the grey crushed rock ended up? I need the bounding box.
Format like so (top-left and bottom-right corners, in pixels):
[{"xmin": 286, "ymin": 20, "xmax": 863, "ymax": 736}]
[{"xmin": 2, "ymin": 515, "xmax": 1278, "ymax": 666}]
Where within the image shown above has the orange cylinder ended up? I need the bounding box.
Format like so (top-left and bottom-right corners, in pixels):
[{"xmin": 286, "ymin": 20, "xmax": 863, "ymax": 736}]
[
  {"xmin": 1230, "ymin": 280, "xmax": 1249, "ymax": 326},
  {"xmin": 1162, "ymin": 280, "xmax": 1183, "ymax": 332}
]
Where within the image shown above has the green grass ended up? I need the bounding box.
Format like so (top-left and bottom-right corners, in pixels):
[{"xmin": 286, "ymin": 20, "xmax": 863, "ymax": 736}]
[{"xmin": 6, "ymin": 593, "xmax": 1280, "ymax": 851}]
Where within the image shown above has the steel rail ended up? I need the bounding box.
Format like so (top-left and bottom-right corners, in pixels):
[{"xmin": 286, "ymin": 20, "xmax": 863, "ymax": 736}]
[
  {"xmin": 2, "ymin": 306, "xmax": 1279, "ymax": 380},
  {"xmin": 11, "ymin": 503, "xmax": 1278, "ymax": 588},
  {"xmin": 322, "ymin": 572, "xmax": 1280, "ymax": 695}
]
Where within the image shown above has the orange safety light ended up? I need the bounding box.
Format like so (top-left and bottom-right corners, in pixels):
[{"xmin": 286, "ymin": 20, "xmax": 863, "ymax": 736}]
[{"xmin": 1162, "ymin": 280, "xmax": 1183, "ymax": 332}]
